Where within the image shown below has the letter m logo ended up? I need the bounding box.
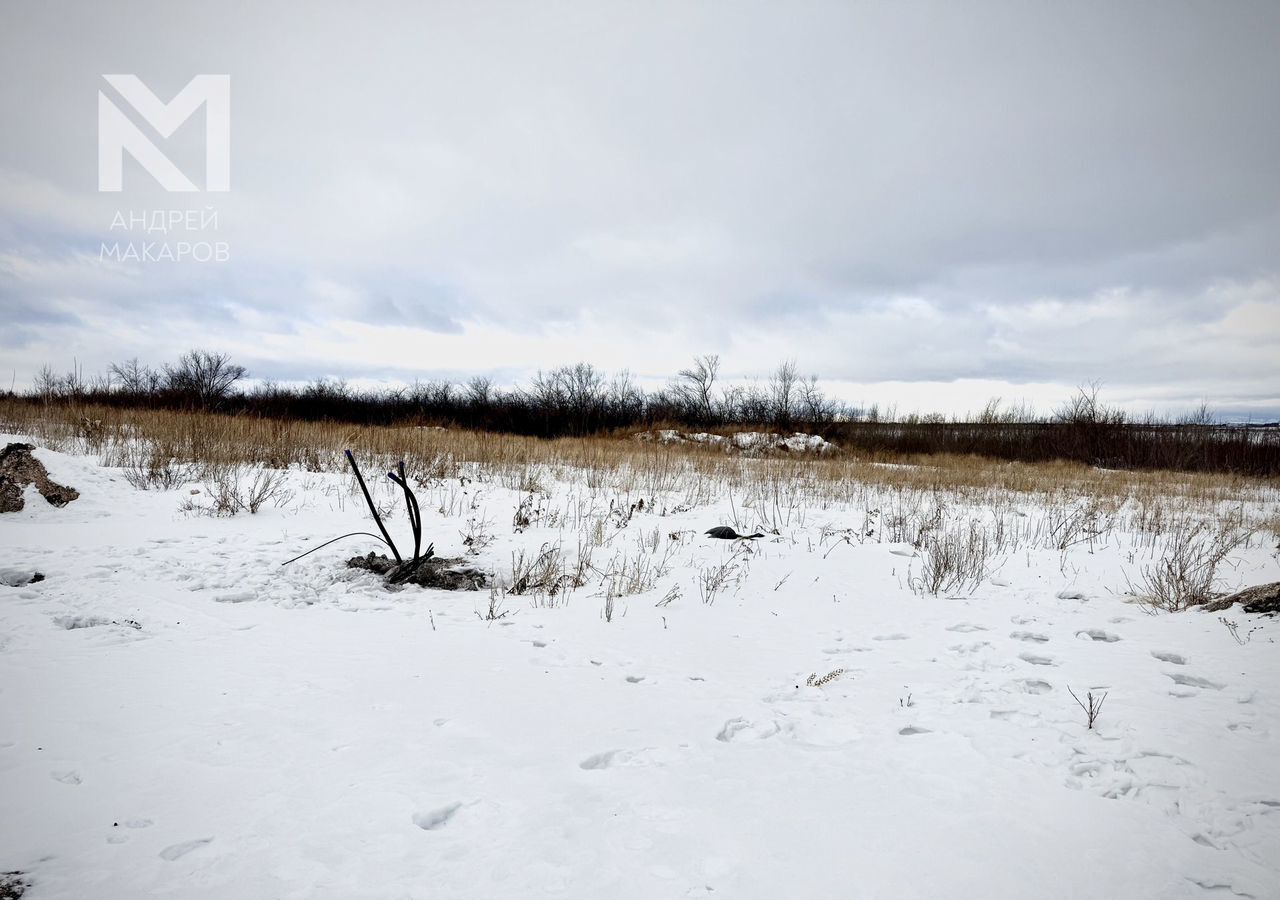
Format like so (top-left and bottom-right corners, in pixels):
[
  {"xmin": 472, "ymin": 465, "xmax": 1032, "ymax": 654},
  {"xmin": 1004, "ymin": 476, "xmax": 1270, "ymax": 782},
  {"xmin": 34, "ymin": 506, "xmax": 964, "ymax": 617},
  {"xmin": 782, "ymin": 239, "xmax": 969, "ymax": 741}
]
[{"xmin": 98, "ymin": 74, "xmax": 230, "ymax": 192}]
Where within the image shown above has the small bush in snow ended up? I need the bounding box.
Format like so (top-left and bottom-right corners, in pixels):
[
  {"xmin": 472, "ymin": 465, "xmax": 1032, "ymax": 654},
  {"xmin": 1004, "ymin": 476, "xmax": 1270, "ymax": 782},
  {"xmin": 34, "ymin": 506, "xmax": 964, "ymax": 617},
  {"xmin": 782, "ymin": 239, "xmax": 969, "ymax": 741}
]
[{"xmin": 1135, "ymin": 522, "xmax": 1252, "ymax": 612}]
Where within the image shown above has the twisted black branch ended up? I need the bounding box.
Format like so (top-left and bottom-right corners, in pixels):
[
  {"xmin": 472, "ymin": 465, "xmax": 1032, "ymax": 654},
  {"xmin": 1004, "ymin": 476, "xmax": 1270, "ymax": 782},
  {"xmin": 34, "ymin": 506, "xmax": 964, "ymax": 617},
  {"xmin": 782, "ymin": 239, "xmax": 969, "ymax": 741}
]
[{"xmin": 346, "ymin": 449, "xmax": 401, "ymax": 563}]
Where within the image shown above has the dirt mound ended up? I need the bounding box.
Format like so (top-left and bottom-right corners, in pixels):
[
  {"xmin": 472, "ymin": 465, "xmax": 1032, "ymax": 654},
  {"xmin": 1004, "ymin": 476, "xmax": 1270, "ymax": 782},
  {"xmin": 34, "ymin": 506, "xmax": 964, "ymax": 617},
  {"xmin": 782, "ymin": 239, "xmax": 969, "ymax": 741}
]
[
  {"xmin": 347, "ymin": 552, "xmax": 487, "ymax": 591},
  {"xmin": 1203, "ymin": 582, "xmax": 1280, "ymax": 615},
  {"xmin": 1, "ymin": 443, "xmax": 79, "ymax": 513}
]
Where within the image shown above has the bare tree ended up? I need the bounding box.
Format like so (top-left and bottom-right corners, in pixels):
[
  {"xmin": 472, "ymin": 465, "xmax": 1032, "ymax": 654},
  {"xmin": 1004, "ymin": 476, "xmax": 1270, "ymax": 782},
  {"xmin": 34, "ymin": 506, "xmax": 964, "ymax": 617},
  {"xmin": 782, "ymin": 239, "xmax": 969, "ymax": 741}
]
[
  {"xmin": 466, "ymin": 376, "xmax": 494, "ymax": 406},
  {"xmin": 798, "ymin": 374, "xmax": 836, "ymax": 427},
  {"xmin": 675, "ymin": 354, "xmax": 720, "ymax": 422},
  {"xmin": 608, "ymin": 369, "xmax": 644, "ymax": 421},
  {"xmin": 163, "ymin": 350, "xmax": 246, "ymax": 408},
  {"xmin": 109, "ymin": 358, "xmax": 161, "ymax": 396},
  {"xmin": 1054, "ymin": 381, "xmax": 1125, "ymax": 426},
  {"xmin": 768, "ymin": 359, "xmax": 799, "ymax": 428}
]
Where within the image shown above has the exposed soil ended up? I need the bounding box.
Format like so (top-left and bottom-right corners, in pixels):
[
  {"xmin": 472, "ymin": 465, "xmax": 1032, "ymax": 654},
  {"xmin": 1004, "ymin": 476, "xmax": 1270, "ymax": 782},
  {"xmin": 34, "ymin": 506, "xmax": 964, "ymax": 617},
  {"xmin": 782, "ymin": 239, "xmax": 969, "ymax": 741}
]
[
  {"xmin": 347, "ymin": 552, "xmax": 487, "ymax": 591},
  {"xmin": 0, "ymin": 871, "xmax": 29, "ymax": 900},
  {"xmin": 1202, "ymin": 581, "xmax": 1280, "ymax": 615},
  {"xmin": 1, "ymin": 443, "xmax": 79, "ymax": 513}
]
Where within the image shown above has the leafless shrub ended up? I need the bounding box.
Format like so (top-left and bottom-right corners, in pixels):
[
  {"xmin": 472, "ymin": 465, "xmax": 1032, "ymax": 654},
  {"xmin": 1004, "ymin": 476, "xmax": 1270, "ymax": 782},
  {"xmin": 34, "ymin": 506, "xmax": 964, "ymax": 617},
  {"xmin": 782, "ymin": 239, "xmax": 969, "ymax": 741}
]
[
  {"xmin": 1219, "ymin": 616, "xmax": 1262, "ymax": 646},
  {"xmin": 202, "ymin": 465, "xmax": 292, "ymax": 516},
  {"xmin": 698, "ymin": 545, "xmax": 750, "ymax": 605},
  {"xmin": 911, "ymin": 520, "xmax": 999, "ymax": 596},
  {"xmin": 1133, "ymin": 521, "xmax": 1252, "ymax": 612},
  {"xmin": 478, "ymin": 585, "xmax": 509, "ymax": 621},
  {"xmin": 460, "ymin": 516, "xmax": 494, "ymax": 554},
  {"xmin": 117, "ymin": 441, "xmax": 193, "ymax": 490},
  {"xmin": 1041, "ymin": 497, "xmax": 1117, "ymax": 552},
  {"xmin": 1068, "ymin": 685, "xmax": 1108, "ymax": 729},
  {"xmin": 513, "ymin": 494, "xmax": 548, "ymax": 531},
  {"xmin": 504, "ymin": 543, "xmax": 585, "ymax": 606},
  {"xmin": 601, "ymin": 543, "xmax": 676, "ymax": 601}
]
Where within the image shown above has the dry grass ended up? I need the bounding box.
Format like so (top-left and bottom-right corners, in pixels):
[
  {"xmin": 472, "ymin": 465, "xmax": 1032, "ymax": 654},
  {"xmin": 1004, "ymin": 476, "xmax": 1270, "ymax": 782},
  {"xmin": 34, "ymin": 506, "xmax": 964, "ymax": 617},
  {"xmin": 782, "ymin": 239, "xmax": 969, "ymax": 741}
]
[
  {"xmin": 4, "ymin": 400, "xmax": 1277, "ymax": 615},
  {"xmin": 5, "ymin": 400, "xmax": 1274, "ymax": 508}
]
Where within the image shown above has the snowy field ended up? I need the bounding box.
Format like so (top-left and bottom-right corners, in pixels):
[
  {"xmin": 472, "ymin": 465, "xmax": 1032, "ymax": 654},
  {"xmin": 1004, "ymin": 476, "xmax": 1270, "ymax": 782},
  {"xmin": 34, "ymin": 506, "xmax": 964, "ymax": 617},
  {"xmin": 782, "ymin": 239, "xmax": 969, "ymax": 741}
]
[{"xmin": 2, "ymin": 435, "xmax": 1280, "ymax": 899}]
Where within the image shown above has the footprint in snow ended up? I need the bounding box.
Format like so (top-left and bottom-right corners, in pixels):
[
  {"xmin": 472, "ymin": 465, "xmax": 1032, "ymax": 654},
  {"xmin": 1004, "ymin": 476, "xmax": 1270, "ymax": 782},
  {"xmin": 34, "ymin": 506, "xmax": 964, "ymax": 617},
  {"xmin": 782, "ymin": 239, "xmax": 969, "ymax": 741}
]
[
  {"xmin": 1075, "ymin": 629, "xmax": 1121, "ymax": 643},
  {"xmin": 625, "ymin": 675, "xmax": 646, "ymax": 683},
  {"xmin": 1010, "ymin": 631, "xmax": 1050, "ymax": 643},
  {"xmin": 580, "ymin": 750, "xmax": 621, "ymax": 770},
  {"xmin": 159, "ymin": 837, "xmax": 213, "ymax": 860},
  {"xmin": 715, "ymin": 717, "xmax": 784, "ymax": 742},
  {"xmin": 1016, "ymin": 679, "xmax": 1054, "ymax": 694},
  {"xmin": 1166, "ymin": 672, "xmax": 1225, "ymax": 691},
  {"xmin": 946, "ymin": 623, "xmax": 988, "ymax": 633},
  {"xmin": 898, "ymin": 725, "xmax": 931, "ymax": 736},
  {"xmin": 1019, "ymin": 652, "xmax": 1057, "ymax": 667},
  {"xmin": 413, "ymin": 802, "xmax": 462, "ymax": 830},
  {"xmin": 51, "ymin": 770, "xmax": 82, "ymax": 784},
  {"xmin": 1151, "ymin": 651, "xmax": 1186, "ymax": 665},
  {"xmin": 55, "ymin": 615, "xmax": 112, "ymax": 630},
  {"xmin": 872, "ymin": 633, "xmax": 910, "ymax": 641},
  {"xmin": 990, "ymin": 709, "xmax": 1039, "ymax": 724}
]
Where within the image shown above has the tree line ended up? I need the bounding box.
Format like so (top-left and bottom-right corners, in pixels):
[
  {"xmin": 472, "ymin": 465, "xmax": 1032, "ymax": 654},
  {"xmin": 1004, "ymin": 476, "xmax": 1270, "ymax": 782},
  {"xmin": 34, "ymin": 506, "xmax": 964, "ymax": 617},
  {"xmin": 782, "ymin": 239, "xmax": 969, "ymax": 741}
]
[
  {"xmin": 22, "ymin": 352, "xmax": 843, "ymax": 436},
  {"xmin": 11, "ymin": 351, "xmax": 1279, "ymax": 475}
]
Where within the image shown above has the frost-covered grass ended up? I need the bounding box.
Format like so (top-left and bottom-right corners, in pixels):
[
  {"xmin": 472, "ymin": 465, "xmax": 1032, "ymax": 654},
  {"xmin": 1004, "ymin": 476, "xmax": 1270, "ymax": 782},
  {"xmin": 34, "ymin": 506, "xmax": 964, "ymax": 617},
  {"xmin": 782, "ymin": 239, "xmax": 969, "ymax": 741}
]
[{"xmin": 2, "ymin": 411, "xmax": 1279, "ymax": 899}]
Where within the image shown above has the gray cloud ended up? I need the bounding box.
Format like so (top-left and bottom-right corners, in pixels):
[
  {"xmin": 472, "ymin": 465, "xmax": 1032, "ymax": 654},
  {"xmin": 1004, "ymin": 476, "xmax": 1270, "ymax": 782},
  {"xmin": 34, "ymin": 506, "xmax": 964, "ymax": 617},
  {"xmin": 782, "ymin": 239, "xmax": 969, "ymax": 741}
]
[{"xmin": 1, "ymin": 0, "xmax": 1278, "ymax": 418}]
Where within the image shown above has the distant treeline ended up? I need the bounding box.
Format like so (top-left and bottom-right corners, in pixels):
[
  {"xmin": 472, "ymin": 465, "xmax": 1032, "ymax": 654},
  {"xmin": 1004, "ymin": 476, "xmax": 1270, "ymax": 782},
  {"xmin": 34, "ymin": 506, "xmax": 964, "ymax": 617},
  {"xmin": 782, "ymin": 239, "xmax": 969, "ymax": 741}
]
[{"xmin": 10, "ymin": 350, "xmax": 1280, "ymax": 476}]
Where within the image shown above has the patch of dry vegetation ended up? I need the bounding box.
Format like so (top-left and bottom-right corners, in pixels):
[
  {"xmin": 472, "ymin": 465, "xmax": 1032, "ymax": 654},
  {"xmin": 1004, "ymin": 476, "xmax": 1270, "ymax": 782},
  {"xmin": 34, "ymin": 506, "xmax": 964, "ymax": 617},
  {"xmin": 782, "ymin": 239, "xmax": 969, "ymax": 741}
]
[{"xmin": 4, "ymin": 399, "xmax": 1276, "ymax": 611}]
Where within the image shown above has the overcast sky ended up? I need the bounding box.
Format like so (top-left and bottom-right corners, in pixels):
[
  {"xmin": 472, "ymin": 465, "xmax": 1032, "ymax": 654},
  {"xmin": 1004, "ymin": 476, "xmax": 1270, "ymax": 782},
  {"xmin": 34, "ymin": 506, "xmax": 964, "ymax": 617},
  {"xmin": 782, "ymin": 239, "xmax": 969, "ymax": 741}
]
[{"xmin": 2, "ymin": 0, "xmax": 1278, "ymax": 418}]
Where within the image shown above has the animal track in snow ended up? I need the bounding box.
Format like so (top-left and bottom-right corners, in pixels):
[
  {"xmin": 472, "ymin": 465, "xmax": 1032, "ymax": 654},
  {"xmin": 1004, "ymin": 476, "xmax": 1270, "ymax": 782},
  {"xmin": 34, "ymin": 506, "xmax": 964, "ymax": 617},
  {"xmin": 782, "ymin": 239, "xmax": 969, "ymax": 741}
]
[
  {"xmin": 990, "ymin": 709, "xmax": 1039, "ymax": 724},
  {"xmin": 580, "ymin": 751, "xmax": 621, "ymax": 770},
  {"xmin": 413, "ymin": 802, "xmax": 462, "ymax": 830},
  {"xmin": 1016, "ymin": 679, "xmax": 1053, "ymax": 694},
  {"xmin": 1018, "ymin": 652, "xmax": 1057, "ymax": 667},
  {"xmin": 1152, "ymin": 651, "xmax": 1187, "ymax": 665},
  {"xmin": 1010, "ymin": 631, "xmax": 1050, "ymax": 643},
  {"xmin": 625, "ymin": 675, "xmax": 646, "ymax": 684},
  {"xmin": 716, "ymin": 717, "xmax": 784, "ymax": 742},
  {"xmin": 1185, "ymin": 877, "xmax": 1256, "ymax": 899},
  {"xmin": 946, "ymin": 623, "xmax": 988, "ymax": 633},
  {"xmin": 898, "ymin": 725, "xmax": 931, "ymax": 736},
  {"xmin": 159, "ymin": 837, "xmax": 213, "ymax": 860},
  {"xmin": 1076, "ymin": 629, "xmax": 1121, "ymax": 643},
  {"xmin": 51, "ymin": 770, "xmax": 81, "ymax": 784},
  {"xmin": 949, "ymin": 641, "xmax": 992, "ymax": 656},
  {"xmin": 54, "ymin": 615, "xmax": 111, "ymax": 630},
  {"xmin": 1166, "ymin": 673, "xmax": 1225, "ymax": 691},
  {"xmin": 872, "ymin": 633, "xmax": 910, "ymax": 641}
]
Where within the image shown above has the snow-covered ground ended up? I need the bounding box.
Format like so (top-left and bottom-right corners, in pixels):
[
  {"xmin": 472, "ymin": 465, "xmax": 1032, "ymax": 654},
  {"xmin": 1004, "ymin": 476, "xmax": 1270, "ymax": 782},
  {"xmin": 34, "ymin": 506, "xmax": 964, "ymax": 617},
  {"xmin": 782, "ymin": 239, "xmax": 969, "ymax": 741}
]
[{"xmin": 2, "ymin": 437, "xmax": 1279, "ymax": 899}]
